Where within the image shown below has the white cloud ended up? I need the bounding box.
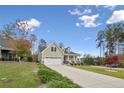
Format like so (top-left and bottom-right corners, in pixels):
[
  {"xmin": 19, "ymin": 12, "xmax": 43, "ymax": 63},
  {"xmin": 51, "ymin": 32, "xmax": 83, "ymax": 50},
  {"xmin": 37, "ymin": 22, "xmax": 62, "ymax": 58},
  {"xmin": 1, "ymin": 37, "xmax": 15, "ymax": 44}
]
[
  {"xmin": 68, "ymin": 7, "xmax": 100, "ymax": 28},
  {"xmin": 75, "ymin": 22, "xmax": 80, "ymax": 27},
  {"xmin": 79, "ymin": 14, "xmax": 100, "ymax": 28},
  {"xmin": 27, "ymin": 18, "xmax": 41, "ymax": 27},
  {"xmin": 16, "ymin": 18, "xmax": 41, "ymax": 32},
  {"xmin": 68, "ymin": 8, "xmax": 82, "ymax": 16},
  {"xmin": 107, "ymin": 10, "xmax": 124, "ymax": 24},
  {"xmin": 68, "ymin": 8, "xmax": 92, "ymax": 16},
  {"xmin": 103, "ymin": 5, "xmax": 116, "ymax": 10},
  {"xmin": 82, "ymin": 9, "xmax": 92, "ymax": 14},
  {"xmin": 84, "ymin": 37, "xmax": 91, "ymax": 41},
  {"xmin": 96, "ymin": 5, "xmax": 116, "ymax": 10}
]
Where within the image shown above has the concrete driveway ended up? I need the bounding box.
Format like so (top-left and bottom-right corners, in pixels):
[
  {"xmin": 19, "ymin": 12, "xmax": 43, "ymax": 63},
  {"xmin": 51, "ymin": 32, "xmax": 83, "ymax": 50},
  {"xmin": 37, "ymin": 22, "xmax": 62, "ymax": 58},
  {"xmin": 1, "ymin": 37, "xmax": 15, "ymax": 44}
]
[{"xmin": 46, "ymin": 64, "xmax": 124, "ymax": 88}]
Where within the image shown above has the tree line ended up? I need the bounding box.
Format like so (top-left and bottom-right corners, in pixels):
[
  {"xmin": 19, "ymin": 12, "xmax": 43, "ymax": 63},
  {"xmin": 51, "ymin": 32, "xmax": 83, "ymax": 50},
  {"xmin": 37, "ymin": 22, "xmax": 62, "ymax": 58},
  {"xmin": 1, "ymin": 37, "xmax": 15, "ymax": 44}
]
[
  {"xmin": 0, "ymin": 19, "xmax": 67, "ymax": 62},
  {"xmin": 0, "ymin": 20, "xmax": 37, "ymax": 62},
  {"xmin": 96, "ymin": 22, "xmax": 124, "ymax": 67},
  {"xmin": 96, "ymin": 23, "xmax": 124, "ymax": 57}
]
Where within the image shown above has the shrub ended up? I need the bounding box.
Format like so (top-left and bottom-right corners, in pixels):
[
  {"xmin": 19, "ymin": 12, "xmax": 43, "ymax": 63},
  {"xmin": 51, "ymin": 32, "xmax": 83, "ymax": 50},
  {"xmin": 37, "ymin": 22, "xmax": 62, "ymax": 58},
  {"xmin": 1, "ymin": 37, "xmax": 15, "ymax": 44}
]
[
  {"xmin": 83, "ymin": 54, "xmax": 95, "ymax": 65},
  {"xmin": 38, "ymin": 64, "xmax": 80, "ymax": 88},
  {"xmin": 94, "ymin": 57, "xmax": 105, "ymax": 66},
  {"xmin": 47, "ymin": 80, "xmax": 80, "ymax": 88},
  {"xmin": 39, "ymin": 65, "xmax": 63, "ymax": 83},
  {"xmin": 32, "ymin": 54, "xmax": 38, "ymax": 62},
  {"xmin": 26, "ymin": 56, "xmax": 33, "ymax": 62},
  {"xmin": 118, "ymin": 62, "xmax": 124, "ymax": 68},
  {"xmin": 105, "ymin": 55, "xmax": 119, "ymax": 65}
]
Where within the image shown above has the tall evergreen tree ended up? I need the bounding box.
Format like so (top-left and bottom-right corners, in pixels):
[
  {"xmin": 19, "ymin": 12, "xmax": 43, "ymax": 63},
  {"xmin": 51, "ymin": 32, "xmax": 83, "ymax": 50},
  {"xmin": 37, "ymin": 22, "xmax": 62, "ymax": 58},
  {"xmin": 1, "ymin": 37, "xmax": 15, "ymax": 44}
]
[{"xmin": 96, "ymin": 31, "xmax": 105, "ymax": 57}]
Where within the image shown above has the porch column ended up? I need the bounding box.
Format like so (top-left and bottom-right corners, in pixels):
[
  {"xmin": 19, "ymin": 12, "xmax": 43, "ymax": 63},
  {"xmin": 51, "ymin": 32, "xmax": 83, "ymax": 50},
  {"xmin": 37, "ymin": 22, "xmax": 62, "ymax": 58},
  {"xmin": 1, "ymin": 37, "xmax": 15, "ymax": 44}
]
[
  {"xmin": 78, "ymin": 56, "xmax": 81, "ymax": 61},
  {"xmin": 73, "ymin": 56, "xmax": 75, "ymax": 61},
  {"xmin": 75, "ymin": 56, "xmax": 77, "ymax": 62},
  {"xmin": 77, "ymin": 56, "xmax": 80, "ymax": 61},
  {"xmin": 67, "ymin": 55, "xmax": 69, "ymax": 61}
]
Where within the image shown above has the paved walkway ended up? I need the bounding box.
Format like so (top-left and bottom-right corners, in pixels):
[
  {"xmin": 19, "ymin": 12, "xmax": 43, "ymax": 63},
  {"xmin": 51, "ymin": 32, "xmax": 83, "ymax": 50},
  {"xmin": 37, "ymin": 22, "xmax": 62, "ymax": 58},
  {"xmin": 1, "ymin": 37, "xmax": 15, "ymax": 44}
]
[{"xmin": 46, "ymin": 64, "xmax": 124, "ymax": 88}]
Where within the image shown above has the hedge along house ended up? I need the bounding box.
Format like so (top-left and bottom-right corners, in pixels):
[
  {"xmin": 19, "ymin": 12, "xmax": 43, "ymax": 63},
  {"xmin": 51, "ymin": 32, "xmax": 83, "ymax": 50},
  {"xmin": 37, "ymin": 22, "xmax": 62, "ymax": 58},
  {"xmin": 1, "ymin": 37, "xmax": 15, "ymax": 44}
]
[
  {"xmin": 0, "ymin": 35, "xmax": 14, "ymax": 61},
  {"xmin": 38, "ymin": 42, "xmax": 81, "ymax": 65}
]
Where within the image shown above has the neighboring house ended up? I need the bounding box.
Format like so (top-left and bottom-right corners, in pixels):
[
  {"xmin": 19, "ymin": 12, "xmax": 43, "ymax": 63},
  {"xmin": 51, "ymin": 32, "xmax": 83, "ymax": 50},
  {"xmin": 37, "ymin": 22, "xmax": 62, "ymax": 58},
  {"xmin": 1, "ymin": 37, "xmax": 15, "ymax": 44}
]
[
  {"xmin": 38, "ymin": 42, "xmax": 81, "ymax": 65},
  {"xmin": 0, "ymin": 35, "xmax": 14, "ymax": 61}
]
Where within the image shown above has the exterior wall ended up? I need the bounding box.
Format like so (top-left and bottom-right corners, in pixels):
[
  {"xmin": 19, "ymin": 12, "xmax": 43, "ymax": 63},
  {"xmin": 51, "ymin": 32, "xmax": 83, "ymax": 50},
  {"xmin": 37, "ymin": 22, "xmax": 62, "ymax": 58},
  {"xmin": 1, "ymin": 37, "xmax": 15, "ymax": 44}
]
[
  {"xmin": 38, "ymin": 53, "xmax": 44, "ymax": 64},
  {"xmin": 40, "ymin": 54, "xmax": 44, "ymax": 64},
  {"xmin": 41, "ymin": 44, "xmax": 64, "ymax": 63},
  {"xmin": 43, "ymin": 44, "xmax": 63, "ymax": 57}
]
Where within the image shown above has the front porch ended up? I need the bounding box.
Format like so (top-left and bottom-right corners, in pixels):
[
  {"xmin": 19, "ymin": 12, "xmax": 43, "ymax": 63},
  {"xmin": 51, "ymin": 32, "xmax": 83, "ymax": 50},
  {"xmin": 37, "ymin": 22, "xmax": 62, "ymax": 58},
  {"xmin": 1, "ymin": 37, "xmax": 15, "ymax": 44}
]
[
  {"xmin": 0, "ymin": 49, "xmax": 14, "ymax": 61},
  {"xmin": 64, "ymin": 54, "xmax": 81, "ymax": 64}
]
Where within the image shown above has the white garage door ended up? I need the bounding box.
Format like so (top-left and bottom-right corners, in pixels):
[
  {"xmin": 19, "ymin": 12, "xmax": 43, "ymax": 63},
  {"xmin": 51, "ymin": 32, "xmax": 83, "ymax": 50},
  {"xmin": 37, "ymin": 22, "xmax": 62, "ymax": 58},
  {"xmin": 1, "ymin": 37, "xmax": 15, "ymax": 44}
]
[{"xmin": 44, "ymin": 57, "xmax": 63, "ymax": 65}]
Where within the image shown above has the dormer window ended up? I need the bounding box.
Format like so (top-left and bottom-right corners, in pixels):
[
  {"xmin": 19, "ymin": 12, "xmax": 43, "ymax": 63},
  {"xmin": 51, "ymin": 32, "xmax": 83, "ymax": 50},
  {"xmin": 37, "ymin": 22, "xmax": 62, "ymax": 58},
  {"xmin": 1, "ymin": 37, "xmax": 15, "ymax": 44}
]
[{"xmin": 51, "ymin": 47, "xmax": 56, "ymax": 52}]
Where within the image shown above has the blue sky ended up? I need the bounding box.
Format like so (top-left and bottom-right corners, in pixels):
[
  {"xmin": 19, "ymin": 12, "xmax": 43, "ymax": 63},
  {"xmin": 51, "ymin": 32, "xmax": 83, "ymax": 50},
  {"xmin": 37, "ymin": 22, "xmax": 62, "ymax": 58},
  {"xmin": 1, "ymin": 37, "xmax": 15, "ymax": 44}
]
[{"xmin": 0, "ymin": 5, "xmax": 124, "ymax": 56}]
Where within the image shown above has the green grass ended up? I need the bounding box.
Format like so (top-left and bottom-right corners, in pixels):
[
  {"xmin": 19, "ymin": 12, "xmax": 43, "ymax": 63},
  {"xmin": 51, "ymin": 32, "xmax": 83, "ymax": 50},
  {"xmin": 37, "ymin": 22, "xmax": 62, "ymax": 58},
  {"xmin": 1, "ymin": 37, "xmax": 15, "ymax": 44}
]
[
  {"xmin": 0, "ymin": 62, "xmax": 40, "ymax": 88},
  {"xmin": 38, "ymin": 64, "xmax": 80, "ymax": 88},
  {"xmin": 73, "ymin": 65, "xmax": 124, "ymax": 79}
]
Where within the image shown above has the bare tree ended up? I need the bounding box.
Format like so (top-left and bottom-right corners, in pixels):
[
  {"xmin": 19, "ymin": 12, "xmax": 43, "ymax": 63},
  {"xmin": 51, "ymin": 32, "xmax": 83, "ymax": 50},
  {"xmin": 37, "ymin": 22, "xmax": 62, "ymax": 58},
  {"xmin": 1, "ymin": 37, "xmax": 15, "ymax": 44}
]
[
  {"xmin": 59, "ymin": 42, "xmax": 64, "ymax": 49},
  {"xmin": 38, "ymin": 39, "xmax": 47, "ymax": 53}
]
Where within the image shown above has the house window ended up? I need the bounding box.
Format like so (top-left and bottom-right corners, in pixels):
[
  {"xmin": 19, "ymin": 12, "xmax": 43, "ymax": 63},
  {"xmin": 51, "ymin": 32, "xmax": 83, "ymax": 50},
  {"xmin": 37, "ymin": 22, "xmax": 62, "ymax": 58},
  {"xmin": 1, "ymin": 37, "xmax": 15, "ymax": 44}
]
[
  {"xmin": 54, "ymin": 47, "xmax": 56, "ymax": 52},
  {"xmin": 51, "ymin": 47, "xmax": 56, "ymax": 52},
  {"xmin": 51, "ymin": 47, "xmax": 54, "ymax": 52}
]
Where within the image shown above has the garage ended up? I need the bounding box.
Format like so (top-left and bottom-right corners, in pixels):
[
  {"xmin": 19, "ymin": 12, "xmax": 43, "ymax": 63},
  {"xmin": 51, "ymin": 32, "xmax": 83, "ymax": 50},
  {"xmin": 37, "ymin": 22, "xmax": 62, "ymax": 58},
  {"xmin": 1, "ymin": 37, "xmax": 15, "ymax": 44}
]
[{"xmin": 44, "ymin": 57, "xmax": 63, "ymax": 65}]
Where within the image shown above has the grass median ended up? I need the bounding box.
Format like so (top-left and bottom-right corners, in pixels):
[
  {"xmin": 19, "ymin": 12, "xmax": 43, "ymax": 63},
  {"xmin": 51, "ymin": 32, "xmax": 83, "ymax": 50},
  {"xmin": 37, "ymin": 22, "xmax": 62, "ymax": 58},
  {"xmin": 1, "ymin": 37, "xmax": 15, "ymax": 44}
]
[{"xmin": 38, "ymin": 64, "xmax": 80, "ymax": 88}]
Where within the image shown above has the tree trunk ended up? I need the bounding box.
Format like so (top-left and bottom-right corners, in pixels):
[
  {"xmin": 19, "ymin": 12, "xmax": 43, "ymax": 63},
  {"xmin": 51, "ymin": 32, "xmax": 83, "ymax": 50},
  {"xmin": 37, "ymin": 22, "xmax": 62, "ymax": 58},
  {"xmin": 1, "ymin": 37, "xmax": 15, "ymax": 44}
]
[
  {"xmin": 118, "ymin": 43, "xmax": 119, "ymax": 56},
  {"xmin": 102, "ymin": 43, "xmax": 105, "ymax": 63}
]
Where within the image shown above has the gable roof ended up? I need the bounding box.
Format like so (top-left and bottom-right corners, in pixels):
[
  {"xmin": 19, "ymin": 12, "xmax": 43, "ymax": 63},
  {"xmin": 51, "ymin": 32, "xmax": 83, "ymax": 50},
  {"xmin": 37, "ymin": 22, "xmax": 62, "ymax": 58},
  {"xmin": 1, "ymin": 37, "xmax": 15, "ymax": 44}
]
[
  {"xmin": 41, "ymin": 42, "xmax": 64, "ymax": 54},
  {"xmin": 40, "ymin": 42, "xmax": 80, "ymax": 56}
]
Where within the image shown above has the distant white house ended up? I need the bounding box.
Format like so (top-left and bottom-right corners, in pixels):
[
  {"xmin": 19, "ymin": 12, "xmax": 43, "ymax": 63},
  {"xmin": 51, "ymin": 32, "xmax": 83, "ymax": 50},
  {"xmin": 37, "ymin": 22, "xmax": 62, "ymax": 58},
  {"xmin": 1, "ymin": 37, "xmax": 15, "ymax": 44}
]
[
  {"xmin": 0, "ymin": 35, "xmax": 14, "ymax": 61},
  {"xmin": 38, "ymin": 42, "xmax": 81, "ymax": 65}
]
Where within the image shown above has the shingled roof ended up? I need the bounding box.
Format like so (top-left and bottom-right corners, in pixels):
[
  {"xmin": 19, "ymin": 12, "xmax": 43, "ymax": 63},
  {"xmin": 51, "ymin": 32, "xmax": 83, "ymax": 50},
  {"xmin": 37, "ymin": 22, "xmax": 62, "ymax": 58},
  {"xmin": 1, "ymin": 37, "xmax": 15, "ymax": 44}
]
[{"xmin": 64, "ymin": 51, "xmax": 80, "ymax": 56}]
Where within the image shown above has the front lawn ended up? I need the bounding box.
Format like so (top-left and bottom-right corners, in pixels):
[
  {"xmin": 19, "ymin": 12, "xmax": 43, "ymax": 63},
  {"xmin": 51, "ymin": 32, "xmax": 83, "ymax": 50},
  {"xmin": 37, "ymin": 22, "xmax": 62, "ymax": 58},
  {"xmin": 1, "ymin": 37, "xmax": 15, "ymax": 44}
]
[
  {"xmin": 0, "ymin": 62, "xmax": 40, "ymax": 88},
  {"xmin": 73, "ymin": 65, "xmax": 124, "ymax": 79},
  {"xmin": 38, "ymin": 64, "xmax": 80, "ymax": 88}
]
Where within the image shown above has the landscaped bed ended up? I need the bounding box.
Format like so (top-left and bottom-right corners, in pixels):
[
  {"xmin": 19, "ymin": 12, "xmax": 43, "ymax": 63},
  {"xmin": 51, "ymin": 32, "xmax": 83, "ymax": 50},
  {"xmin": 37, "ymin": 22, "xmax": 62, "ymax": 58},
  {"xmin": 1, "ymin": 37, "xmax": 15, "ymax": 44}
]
[
  {"xmin": 72, "ymin": 65, "xmax": 124, "ymax": 79},
  {"xmin": 0, "ymin": 61, "xmax": 40, "ymax": 88},
  {"xmin": 38, "ymin": 64, "xmax": 80, "ymax": 88}
]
